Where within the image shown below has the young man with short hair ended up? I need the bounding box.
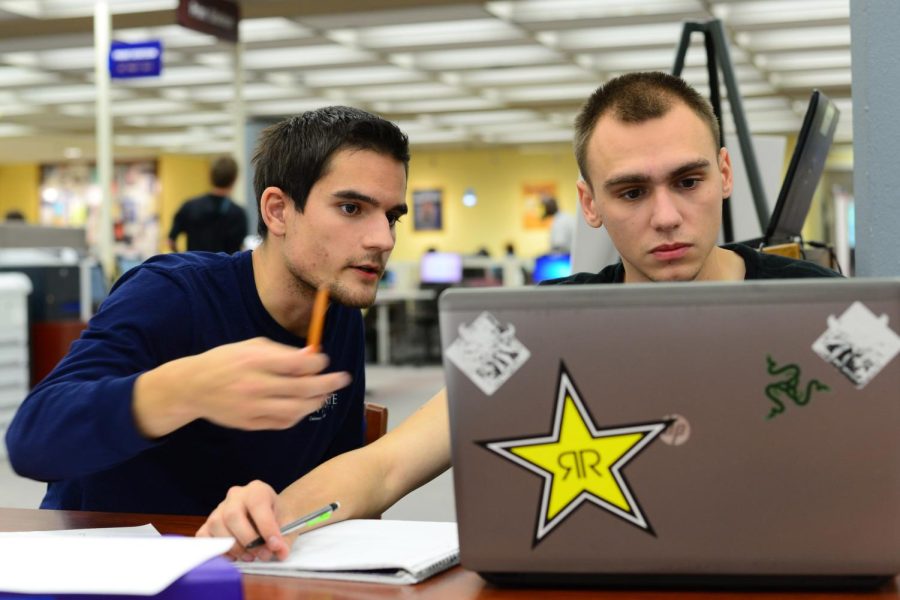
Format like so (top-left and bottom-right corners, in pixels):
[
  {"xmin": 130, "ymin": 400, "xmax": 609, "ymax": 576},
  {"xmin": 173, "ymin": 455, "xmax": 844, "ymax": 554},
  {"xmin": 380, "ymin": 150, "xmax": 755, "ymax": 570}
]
[
  {"xmin": 562, "ymin": 71, "xmax": 837, "ymax": 284},
  {"xmin": 196, "ymin": 73, "xmax": 837, "ymax": 562},
  {"xmin": 7, "ymin": 107, "xmax": 410, "ymax": 522}
]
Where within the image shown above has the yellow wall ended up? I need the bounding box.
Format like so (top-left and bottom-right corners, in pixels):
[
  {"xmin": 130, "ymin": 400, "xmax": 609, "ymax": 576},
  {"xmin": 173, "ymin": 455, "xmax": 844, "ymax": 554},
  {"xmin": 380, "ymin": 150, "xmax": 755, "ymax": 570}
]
[
  {"xmin": 2, "ymin": 140, "xmax": 853, "ymax": 256},
  {"xmin": 394, "ymin": 145, "xmax": 580, "ymax": 261},
  {"xmin": 158, "ymin": 154, "xmax": 210, "ymax": 252},
  {"xmin": 0, "ymin": 163, "xmax": 40, "ymax": 222},
  {"xmin": 0, "ymin": 156, "xmax": 214, "ymax": 253}
]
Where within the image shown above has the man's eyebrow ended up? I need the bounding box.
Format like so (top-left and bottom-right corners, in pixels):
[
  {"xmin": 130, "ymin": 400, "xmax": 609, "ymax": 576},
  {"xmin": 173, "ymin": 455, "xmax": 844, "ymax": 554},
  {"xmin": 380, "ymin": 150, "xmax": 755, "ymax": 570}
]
[
  {"xmin": 603, "ymin": 159, "xmax": 712, "ymax": 190},
  {"xmin": 334, "ymin": 189, "xmax": 408, "ymax": 214}
]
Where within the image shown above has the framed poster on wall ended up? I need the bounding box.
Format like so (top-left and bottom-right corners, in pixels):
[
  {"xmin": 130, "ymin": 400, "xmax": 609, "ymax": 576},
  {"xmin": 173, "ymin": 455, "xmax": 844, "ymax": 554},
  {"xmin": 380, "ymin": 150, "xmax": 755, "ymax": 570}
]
[
  {"xmin": 521, "ymin": 181, "xmax": 557, "ymax": 229},
  {"xmin": 413, "ymin": 188, "xmax": 443, "ymax": 231}
]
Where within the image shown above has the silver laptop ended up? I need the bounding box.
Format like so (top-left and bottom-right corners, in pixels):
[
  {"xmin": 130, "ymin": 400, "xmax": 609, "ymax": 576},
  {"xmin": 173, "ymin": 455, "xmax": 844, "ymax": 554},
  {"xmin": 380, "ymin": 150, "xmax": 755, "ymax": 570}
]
[{"xmin": 439, "ymin": 278, "xmax": 900, "ymax": 588}]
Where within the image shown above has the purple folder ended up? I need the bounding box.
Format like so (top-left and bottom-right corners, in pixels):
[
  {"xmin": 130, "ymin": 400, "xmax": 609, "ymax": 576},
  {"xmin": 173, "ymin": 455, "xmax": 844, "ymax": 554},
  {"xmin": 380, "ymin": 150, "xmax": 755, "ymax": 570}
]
[{"xmin": 0, "ymin": 556, "xmax": 242, "ymax": 600}]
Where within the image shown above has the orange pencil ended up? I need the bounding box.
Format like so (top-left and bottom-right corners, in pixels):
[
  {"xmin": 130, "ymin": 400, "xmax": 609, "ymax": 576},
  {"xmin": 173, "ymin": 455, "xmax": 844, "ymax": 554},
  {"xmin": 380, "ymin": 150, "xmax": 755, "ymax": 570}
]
[{"xmin": 307, "ymin": 286, "xmax": 329, "ymax": 350}]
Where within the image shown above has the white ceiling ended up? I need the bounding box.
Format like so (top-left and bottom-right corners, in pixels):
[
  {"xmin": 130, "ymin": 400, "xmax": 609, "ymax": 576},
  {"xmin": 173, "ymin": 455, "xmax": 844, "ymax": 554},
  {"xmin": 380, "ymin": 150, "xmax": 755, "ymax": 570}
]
[{"xmin": 0, "ymin": 0, "xmax": 852, "ymax": 162}]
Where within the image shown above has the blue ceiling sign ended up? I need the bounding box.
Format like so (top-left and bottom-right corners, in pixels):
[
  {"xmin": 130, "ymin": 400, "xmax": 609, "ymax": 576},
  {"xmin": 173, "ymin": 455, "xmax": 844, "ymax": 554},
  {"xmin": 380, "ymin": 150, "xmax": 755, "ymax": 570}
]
[{"xmin": 109, "ymin": 40, "xmax": 163, "ymax": 79}]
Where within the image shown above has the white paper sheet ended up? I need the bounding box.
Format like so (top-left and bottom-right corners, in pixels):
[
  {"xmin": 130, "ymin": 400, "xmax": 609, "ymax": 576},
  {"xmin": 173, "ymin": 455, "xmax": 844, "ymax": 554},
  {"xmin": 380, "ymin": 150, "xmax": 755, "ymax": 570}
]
[
  {"xmin": 238, "ymin": 520, "xmax": 459, "ymax": 584},
  {"xmin": 0, "ymin": 535, "xmax": 233, "ymax": 595},
  {"xmin": 0, "ymin": 524, "xmax": 160, "ymax": 538}
]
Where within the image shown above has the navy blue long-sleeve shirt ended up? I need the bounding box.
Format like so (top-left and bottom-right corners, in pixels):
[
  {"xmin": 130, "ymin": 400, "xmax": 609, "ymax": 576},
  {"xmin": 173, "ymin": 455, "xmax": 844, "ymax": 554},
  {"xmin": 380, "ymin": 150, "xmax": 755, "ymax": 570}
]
[{"xmin": 5, "ymin": 251, "xmax": 366, "ymax": 515}]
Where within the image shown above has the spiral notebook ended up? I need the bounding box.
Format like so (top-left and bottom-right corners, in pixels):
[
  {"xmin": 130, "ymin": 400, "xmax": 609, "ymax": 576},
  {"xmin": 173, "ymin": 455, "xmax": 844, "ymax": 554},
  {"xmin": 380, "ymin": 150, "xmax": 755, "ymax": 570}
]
[{"xmin": 237, "ymin": 519, "xmax": 459, "ymax": 585}]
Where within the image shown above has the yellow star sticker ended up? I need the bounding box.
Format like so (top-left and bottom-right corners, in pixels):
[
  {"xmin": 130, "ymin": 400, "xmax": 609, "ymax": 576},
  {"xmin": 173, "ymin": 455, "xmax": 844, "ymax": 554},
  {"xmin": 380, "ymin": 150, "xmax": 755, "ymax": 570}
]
[{"xmin": 485, "ymin": 366, "xmax": 669, "ymax": 542}]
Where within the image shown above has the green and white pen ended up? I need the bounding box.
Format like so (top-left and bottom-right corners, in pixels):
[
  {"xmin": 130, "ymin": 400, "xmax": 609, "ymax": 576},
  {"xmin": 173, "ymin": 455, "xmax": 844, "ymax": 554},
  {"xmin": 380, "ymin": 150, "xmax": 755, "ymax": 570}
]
[{"xmin": 245, "ymin": 501, "xmax": 339, "ymax": 549}]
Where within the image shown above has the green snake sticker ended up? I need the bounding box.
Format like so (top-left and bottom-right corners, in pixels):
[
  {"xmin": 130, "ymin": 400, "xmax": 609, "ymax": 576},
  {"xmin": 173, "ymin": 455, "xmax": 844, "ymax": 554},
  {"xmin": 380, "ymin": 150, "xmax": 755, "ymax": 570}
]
[{"xmin": 764, "ymin": 355, "xmax": 830, "ymax": 420}]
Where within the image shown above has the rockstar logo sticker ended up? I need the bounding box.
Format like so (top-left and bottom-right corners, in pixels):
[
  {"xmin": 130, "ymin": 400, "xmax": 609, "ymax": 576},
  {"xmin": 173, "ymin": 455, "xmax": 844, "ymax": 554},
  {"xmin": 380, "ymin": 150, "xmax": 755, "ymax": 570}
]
[{"xmin": 483, "ymin": 364, "xmax": 670, "ymax": 544}]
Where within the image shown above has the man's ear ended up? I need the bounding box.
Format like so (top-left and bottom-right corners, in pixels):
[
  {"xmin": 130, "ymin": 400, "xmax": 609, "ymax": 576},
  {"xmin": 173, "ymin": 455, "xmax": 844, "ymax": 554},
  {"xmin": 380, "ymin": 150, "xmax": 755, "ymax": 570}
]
[
  {"xmin": 719, "ymin": 147, "xmax": 734, "ymax": 199},
  {"xmin": 259, "ymin": 186, "xmax": 289, "ymax": 237},
  {"xmin": 577, "ymin": 179, "xmax": 603, "ymax": 228}
]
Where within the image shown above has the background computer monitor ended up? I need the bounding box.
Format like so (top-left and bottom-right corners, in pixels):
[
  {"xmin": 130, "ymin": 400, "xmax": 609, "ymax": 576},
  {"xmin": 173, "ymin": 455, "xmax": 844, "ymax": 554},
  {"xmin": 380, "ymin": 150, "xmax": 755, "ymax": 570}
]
[
  {"xmin": 532, "ymin": 253, "xmax": 572, "ymax": 283},
  {"xmin": 764, "ymin": 90, "xmax": 840, "ymax": 245},
  {"xmin": 419, "ymin": 252, "xmax": 463, "ymax": 284}
]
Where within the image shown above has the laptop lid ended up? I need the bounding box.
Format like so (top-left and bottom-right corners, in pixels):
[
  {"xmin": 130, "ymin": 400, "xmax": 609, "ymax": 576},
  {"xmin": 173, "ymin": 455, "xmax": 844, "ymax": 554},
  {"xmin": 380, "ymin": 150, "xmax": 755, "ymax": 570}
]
[
  {"xmin": 764, "ymin": 90, "xmax": 840, "ymax": 246},
  {"xmin": 440, "ymin": 279, "xmax": 900, "ymax": 582}
]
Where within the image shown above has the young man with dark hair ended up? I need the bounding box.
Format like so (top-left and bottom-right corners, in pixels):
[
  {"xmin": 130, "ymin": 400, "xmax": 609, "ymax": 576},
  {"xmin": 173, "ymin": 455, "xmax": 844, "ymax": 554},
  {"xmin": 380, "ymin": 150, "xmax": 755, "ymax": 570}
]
[
  {"xmin": 6, "ymin": 107, "xmax": 410, "ymax": 522},
  {"xmin": 168, "ymin": 155, "xmax": 247, "ymax": 254},
  {"xmin": 197, "ymin": 73, "xmax": 837, "ymax": 563}
]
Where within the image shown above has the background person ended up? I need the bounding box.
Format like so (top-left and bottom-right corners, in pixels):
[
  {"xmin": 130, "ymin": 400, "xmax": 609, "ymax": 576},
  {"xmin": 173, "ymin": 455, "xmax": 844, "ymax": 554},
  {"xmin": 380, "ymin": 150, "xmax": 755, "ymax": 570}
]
[
  {"xmin": 168, "ymin": 156, "xmax": 248, "ymax": 254},
  {"xmin": 541, "ymin": 195, "xmax": 575, "ymax": 253}
]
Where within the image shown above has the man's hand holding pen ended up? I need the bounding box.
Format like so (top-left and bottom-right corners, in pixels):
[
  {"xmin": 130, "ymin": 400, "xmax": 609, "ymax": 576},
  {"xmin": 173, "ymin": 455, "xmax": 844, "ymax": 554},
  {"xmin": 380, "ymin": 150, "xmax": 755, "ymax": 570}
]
[{"xmin": 195, "ymin": 287, "xmax": 342, "ymax": 561}]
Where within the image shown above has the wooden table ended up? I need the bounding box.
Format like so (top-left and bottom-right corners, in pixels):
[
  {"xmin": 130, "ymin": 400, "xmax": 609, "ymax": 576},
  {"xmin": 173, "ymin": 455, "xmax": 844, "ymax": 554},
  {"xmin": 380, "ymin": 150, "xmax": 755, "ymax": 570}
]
[{"xmin": 0, "ymin": 508, "xmax": 896, "ymax": 600}]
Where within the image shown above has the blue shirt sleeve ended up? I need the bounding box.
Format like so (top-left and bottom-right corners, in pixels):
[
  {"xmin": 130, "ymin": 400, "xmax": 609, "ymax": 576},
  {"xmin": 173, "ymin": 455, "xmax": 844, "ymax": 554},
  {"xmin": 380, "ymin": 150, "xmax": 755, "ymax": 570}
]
[{"xmin": 5, "ymin": 267, "xmax": 193, "ymax": 481}]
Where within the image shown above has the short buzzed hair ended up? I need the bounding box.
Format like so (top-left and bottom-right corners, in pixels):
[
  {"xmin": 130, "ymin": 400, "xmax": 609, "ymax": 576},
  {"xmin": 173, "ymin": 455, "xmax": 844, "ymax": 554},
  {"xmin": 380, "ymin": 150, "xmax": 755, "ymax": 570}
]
[{"xmin": 574, "ymin": 72, "xmax": 721, "ymax": 186}]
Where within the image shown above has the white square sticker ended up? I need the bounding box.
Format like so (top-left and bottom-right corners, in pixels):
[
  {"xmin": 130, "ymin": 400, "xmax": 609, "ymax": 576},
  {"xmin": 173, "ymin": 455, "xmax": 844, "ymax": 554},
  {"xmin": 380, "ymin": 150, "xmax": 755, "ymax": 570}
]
[
  {"xmin": 445, "ymin": 311, "xmax": 530, "ymax": 396},
  {"xmin": 812, "ymin": 301, "xmax": 900, "ymax": 389}
]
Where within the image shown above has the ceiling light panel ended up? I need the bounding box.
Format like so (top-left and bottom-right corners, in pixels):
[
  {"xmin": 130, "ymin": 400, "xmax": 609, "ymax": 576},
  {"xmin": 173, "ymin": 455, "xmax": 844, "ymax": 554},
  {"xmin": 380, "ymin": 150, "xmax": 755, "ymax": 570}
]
[
  {"xmin": 29, "ymin": 47, "xmax": 96, "ymax": 70},
  {"xmin": 0, "ymin": 0, "xmax": 172, "ymax": 18},
  {"xmin": 239, "ymin": 18, "xmax": 314, "ymax": 43},
  {"xmin": 336, "ymin": 19, "xmax": 522, "ymax": 50},
  {"xmin": 241, "ymin": 45, "xmax": 375, "ymax": 70},
  {"xmin": 457, "ymin": 65, "xmax": 592, "ymax": 87},
  {"xmin": 735, "ymin": 26, "xmax": 850, "ymax": 52},
  {"xmin": 0, "ymin": 65, "xmax": 57, "ymax": 86},
  {"xmin": 587, "ymin": 48, "xmax": 708, "ymax": 72},
  {"xmin": 0, "ymin": 103, "xmax": 38, "ymax": 116},
  {"xmin": 495, "ymin": 83, "xmax": 599, "ymax": 103},
  {"xmin": 112, "ymin": 65, "xmax": 234, "ymax": 87},
  {"xmin": 111, "ymin": 99, "xmax": 191, "ymax": 117},
  {"xmin": 124, "ymin": 112, "xmax": 232, "ymax": 127},
  {"xmin": 0, "ymin": 123, "xmax": 33, "ymax": 137},
  {"xmin": 474, "ymin": 120, "xmax": 561, "ymax": 135},
  {"xmin": 115, "ymin": 25, "xmax": 218, "ymax": 49},
  {"xmin": 302, "ymin": 4, "xmax": 493, "ymax": 30},
  {"xmin": 714, "ymin": 0, "xmax": 848, "ymax": 28},
  {"xmin": 406, "ymin": 129, "xmax": 471, "ymax": 145},
  {"xmin": 20, "ymin": 85, "xmax": 132, "ymax": 104},
  {"xmin": 678, "ymin": 64, "xmax": 764, "ymax": 83},
  {"xmin": 302, "ymin": 66, "xmax": 427, "ymax": 88},
  {"xmin": 770, "ymin": 69, "xmax": 852, "ymax": 88},
  {"xmin": 408, "ymin": 45, "xmax": 561, "ymax": 70},
  {"xmin": 186, "ymin": 82, "xmax": 304, "ymax": 103},
  {"xmin": 167, "ymin": 139, "xmax": 235, "ymax": 154},
  {"xmin": 432, "ymin": 109, "xmax": 540, "ymax": 126},
  {"xmin": 115, "ymin": 131, "xmax": 198, "ymax": 148},
  {"xmin": 491, "ymin": 129, "xmax": 574, "ymax": 144},
  {"xmin": 547, "ymin": 22, "xmax": 684, "ymax": 51},
  {"xmin": 489, "ymin": 0, "xmax": 705, "ymax": 25},
  {"xmin": 207, "ymin": 125, "xmax": 234, "ymax": 138},
  {"xmin": 754, "ymin": 49, "xmax": 851, "ymax": 71},
  {"xmin": 348, "ymin": 82, "xmax": 461, "ymax": 103},
  {"xmin": 376, "ymin": 97, "xmax": 502, "ymax": 114}
]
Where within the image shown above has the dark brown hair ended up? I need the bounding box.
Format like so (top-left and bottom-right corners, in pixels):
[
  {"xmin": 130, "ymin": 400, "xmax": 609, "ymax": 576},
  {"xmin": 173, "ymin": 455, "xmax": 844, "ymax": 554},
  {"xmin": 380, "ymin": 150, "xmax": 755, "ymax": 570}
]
[
  {"xmin": 574, "ymin": 72, "xmax": 720, "ymax": 186},
  {"xmin": 252, "ymin": 106, "xmax": 410, "ymax": 237}
]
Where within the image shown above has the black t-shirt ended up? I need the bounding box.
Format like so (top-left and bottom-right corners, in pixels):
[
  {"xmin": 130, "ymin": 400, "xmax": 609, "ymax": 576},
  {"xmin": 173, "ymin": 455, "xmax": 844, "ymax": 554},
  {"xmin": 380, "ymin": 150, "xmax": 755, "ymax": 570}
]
[
  {"xmin": 168, "ymin": 193, "xmax": 248, "ymax": 254},
  {"xmin": 541, "ymin": 243, "xmax": 841, "ymax": 285}
]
